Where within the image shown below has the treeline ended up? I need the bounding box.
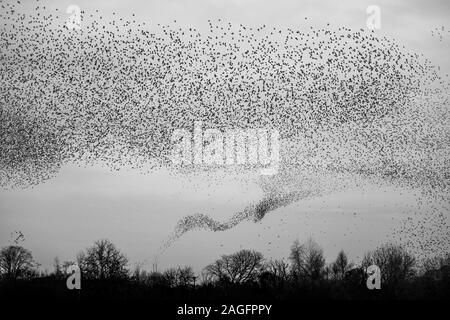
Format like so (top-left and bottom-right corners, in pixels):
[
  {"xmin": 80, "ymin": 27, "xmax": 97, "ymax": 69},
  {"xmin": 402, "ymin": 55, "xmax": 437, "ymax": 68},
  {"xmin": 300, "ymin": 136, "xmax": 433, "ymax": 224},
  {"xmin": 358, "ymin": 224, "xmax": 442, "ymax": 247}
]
[{"xmin": 0, "ymin": 234, "xmax": 449, "ymax": 300}]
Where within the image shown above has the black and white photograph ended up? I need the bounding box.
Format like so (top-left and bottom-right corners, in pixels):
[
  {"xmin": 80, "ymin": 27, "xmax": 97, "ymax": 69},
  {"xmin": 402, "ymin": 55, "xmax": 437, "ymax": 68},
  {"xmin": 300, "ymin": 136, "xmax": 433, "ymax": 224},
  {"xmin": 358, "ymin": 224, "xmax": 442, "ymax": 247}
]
[{"xmin": 0, "ymin": 0, "xmax": 449, "ymax": 317}]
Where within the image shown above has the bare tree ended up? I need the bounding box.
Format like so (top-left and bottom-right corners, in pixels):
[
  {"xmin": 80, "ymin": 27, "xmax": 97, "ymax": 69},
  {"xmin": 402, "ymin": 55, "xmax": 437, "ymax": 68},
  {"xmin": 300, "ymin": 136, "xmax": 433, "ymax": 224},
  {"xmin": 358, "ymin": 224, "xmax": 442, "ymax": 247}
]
[
  {"xmin": 0, "ymin": 245, "xmax": 37, "ymax": 281},
  {"xmin": 201, "ymin": 269, "xmax": 215, "ymax": 285},
  {"xmin": 289, "ymin": 238, "xmax": 326, "ymax": 281},
  {"xmin": 331, "ymin": 250, "xmax": 353, "ymax": 280},
  {"xmin": 146, "ymin": 271, "xmax": 164, "ymax": 287},
  {"xmin": 266, "ymin": 259, "xmax": 290, "ymax": 281},
  {"xmin": 362, "ymin": 243, "xmax": 415, "ymax": 288},
  {"xmin": 147, "ymin": 266, "xmax": 196, "ymax": 288},
  {"xmin": 131, "ymin": 261, "xmax": 146, "ymax": 282},
  {"xmin": 177, "ymin": 266, "xmax": 196, "ymax": 287},
  {"xmin": 259, "ymin": 259, "xmax": 290, "ymax": 287},
  {"xmin": 52, "ymin": 257, "xmax": 64, "ymax": 278},
  {"xmin": 162, "ymin": 268, "xmax": 178, "ymax": 287},
  {"xmin": 204, "ymin": 249, "xmax": 265, "ymax": 284},
  {"xmin": 77, "ymin": 239, "xmax": 128, "ymax": 280}
]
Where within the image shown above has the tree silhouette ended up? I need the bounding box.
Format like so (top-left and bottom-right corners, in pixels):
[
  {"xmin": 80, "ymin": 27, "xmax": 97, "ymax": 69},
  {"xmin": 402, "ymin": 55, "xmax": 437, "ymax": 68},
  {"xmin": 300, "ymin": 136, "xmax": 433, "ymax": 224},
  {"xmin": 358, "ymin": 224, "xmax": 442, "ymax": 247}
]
[
  {"xmin": 259, "ymin": 259, "xmax": 290, "ymax": 288},
  {"xmin": 362, "ymin": 243, "xmax": 415, "ymax": 292},
  {"xmin": 177, "ymin": 266, "xmax": 196, "ymax": 287},
  {"xmin": 52, "ymin": 257, "xmax": 63, "ymax": 279},
  {"xmin": 266, "ymin": 259, "xmax": 290, "ymax": 281},
  {"xmin": 160, "ymin": 266, "xmax": 196, "ymax": 287},
  {"xmin": 0, "ymin": 245, "xmax": 37, "ymax": 281},
  {"xmin": 77, "ymin": 239, "xmax": 128, "ymax": 280},
  {"xmin": 162, "ymin": 268, "xmax": 178, "ymax": 287},
  {"xmin": 289, "ymin": 238, "xmax": 326, "ymax": 281},
  {"xmin": 331, "ymin": 250, "xmax": 353, "ymax": 280},
  {"xmin": 204, "ymin": 249, "xmax": 265, "ymax": 284}
]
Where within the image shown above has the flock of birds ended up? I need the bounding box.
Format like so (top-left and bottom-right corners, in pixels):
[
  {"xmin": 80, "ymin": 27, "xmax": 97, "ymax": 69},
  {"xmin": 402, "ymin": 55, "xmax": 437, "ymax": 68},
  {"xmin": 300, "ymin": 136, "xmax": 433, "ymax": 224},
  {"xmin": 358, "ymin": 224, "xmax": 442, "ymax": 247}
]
[
  {"xmin": 1, "ymin": 0, "xmax": 449, "ymax": 259},
  {"xmin": 431, "ymin": 26, "xmax": 450, "ymax": 42}
]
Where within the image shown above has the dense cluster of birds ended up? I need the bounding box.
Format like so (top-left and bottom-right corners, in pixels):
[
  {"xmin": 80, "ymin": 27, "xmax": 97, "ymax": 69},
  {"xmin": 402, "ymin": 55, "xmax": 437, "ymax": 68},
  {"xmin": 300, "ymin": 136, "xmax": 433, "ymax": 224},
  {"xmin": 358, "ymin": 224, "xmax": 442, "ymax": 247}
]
[{"xmin": 1, "ymin": 0, "xmax": 449, "ymax": 258}]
